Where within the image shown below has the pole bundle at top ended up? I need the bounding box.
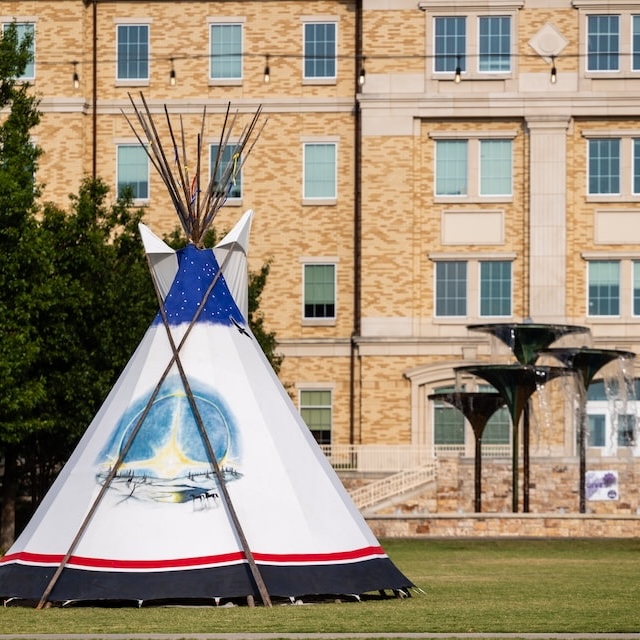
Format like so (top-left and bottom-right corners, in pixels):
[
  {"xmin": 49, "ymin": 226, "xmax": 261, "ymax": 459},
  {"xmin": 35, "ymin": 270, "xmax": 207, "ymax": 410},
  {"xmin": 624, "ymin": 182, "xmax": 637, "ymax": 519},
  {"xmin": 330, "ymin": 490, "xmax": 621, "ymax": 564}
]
[{"xmin": 123, "ymin": 93, "xmax": 265, "ymax": 246}]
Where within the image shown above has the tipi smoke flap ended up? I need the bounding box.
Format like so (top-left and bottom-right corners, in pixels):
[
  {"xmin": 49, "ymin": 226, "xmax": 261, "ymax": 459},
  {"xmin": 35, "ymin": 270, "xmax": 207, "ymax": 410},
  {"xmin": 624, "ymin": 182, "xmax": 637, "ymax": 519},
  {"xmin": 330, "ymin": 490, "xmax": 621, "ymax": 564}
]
[{"xmin": 0, "ymin": 96, "xmax": 413, "ymax": 607}]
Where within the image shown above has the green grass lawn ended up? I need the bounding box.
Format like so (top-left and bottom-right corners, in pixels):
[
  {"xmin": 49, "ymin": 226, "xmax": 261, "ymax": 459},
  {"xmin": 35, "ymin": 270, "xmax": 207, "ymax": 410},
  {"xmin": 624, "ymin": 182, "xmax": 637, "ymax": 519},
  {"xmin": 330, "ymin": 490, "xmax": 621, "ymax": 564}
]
[{"xmin": 1, "ymin": 538, "xmax": 639, "ymax": 635}]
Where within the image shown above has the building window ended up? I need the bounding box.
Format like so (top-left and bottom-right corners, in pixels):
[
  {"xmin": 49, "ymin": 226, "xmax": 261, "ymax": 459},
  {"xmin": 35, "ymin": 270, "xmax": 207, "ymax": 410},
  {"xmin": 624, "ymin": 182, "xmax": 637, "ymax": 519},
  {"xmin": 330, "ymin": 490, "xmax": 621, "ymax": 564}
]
[
  {"xmin": 2, "ymin": 23, "xmax": 35, "ymax": 80},
  {"xmin": 588, "ymin": 139, "xmax": 620, "ymax": 194},
  {"xmin": 584, "ymin": 132, "xmax": 640, "ymax": 198},
  {"xmin": 304, "ymin": 22, "xmax": 336, "ymax": 79},
  {"xmin": 579, "ymin": 11, "xmax": 640, "ymax": 77},
  {"xmin": 117, "ymin": 25, "xmax": 149, "ymax": 81},
  {"xmin": 587, "ymin": 15, "xmax": 619, "ymax": 72},
  {"xmin": 480, "ymin": 140, "xmax": 512, "ymax": 195},
  {"xmin": 303, "ymin": 143, "xmax": 336, "ymax": 200},
  {"xmin": 478, "ymin": 388, "xmax": 511, "ymax": 447},
  {"xmin": 479, "ymin": 16, "xmax": 511, "ymax": 72},
  {"xmin": 435, "ymin": 138, "xmax": 513, "ymax": 199},
  {"xmin": 210, "ymin": 23, "xmax": 242, "ymax": 80},
  {"xmin": 586, "ymin": 380, "xmax": 639, "ymax": 453},
  {"xmin": 436, "ymin": 261, "xmax": 467, "ymax": 317},
  {"xmin": 117, "ymin": 145, "xmax": 149, "ymax": 200},
  {"xmin": 433, "ymin": 386, "xmax": 465, "ymax": 447},
  {"xmin": 633, "ymin": 16, "xmax": 640, "ymax": 70},
  {"xmin": 480, "ymin": 261, "xmax": 511, "ymax": 317},
  {"xmin": 633, "ymin": 261, "xmax": 640, "ymax": 315},
  {"xmin": 300, "ymin": 390, "xmax": 332, "ymax": 445},
  {"xmin": 432, "ymin": 257, "xmax": 515, "ymax": 320},
  {"xmin": 210, "ymin": 145, "xmax": 241, "ymax": 199},
  {"xmin": 633, "ymin": 140, "xmax": 640, "ymax": 194},
  {"xmin": 304, "ymin": 264, "xmax": 335, "ymax": 319},
  {"xmin": 588, "ymin": 260, "xmax": 620, "ymax": 316},
  {"xmin": 436, "ymin": 140, "xmax": 467, "ymax": 196},
  {"xmin": 434, "ymin": 17, "xmax": 466, "ymax": 73},
  {"xmin": 433, "ymin": 15, "xmax": 511, "ymax": 77},
  {"xmin": 587, "ymin": 413, "xmax": 606, "ymax": 447}
]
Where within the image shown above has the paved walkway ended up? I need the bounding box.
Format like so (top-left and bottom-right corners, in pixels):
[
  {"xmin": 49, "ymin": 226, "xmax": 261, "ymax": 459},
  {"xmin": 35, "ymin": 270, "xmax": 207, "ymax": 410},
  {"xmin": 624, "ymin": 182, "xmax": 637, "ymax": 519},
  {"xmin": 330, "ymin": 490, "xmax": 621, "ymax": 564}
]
[{"xmin": 1, "ymin": 634, "xmax": 640, "ymax": 639}]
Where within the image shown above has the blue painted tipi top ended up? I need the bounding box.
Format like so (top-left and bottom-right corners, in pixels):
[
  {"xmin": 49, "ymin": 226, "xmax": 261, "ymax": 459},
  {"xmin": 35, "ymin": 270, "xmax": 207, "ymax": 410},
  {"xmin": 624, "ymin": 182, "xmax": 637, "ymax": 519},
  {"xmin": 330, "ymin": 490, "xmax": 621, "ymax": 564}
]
[{"xmin": 154, "ymin": 244, "xmax": 245, "ymax": 327}]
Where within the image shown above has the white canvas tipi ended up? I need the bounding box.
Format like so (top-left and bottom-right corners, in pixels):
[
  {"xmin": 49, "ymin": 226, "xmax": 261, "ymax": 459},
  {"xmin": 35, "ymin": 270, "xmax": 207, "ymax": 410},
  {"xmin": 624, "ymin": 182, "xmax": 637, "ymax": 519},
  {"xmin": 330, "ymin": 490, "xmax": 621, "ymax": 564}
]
[{"xmin": 0, "ymin": 97, "xmax": 412, "ymax": 607}]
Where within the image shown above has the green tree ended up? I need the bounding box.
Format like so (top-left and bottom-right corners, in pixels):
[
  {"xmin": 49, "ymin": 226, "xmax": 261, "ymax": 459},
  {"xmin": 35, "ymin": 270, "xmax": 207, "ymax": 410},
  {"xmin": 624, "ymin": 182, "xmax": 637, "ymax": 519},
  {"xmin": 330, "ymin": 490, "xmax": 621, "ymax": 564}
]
[
  {"xmin": 0, "ymin": 177, "xmax": 157, "ymax": 550},
  {"xmin": 0, "ymin": 22, "xmax": 44, "ymax": 551},
  {"xmin": 248, "ymin": 261, "xmax": 283, "ymax": 375},
  {"xmin": 25, "ymin": 180, "xmax": 156, "ymax": 501}
]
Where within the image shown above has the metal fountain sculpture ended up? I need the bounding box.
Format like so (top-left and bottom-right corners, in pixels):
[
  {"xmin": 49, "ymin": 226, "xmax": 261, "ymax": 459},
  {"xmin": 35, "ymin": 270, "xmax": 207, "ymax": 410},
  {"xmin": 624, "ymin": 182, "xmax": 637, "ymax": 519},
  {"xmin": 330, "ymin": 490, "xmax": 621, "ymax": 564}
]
[
  {"xmin": 437, "ymin": 322, "xmax": 634, "ymax": 514},
  {"xmin": 428, "ymin": 391, "xmax": 506, "ymax": 512},
  {"xmin": 539, "ymin": 347, "xmax": 635, "ymax": 513}
]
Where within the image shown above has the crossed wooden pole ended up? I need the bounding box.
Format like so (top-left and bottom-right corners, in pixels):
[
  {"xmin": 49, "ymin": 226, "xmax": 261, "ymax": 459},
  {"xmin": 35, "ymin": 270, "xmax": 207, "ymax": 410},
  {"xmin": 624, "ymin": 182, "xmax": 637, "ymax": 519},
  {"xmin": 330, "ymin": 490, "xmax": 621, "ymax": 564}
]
[{"xmin": 37, "ymin": 248, "xmax": 272, "ymax": 609}]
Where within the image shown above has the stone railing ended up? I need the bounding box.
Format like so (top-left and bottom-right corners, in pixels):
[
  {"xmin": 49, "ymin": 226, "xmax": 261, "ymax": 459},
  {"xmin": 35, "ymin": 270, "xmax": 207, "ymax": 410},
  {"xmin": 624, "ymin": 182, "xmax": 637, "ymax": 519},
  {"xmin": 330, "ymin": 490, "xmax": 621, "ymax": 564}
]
[
  {"xmin": 435, "ymin": 443, "xmax": 511, "ymax": 458},
  {"xmin": 319, "ymin": 444, "xmax": 433, "ymax": 472},
  {"xmin": 349, "ymin": 463, "xmax": 438, "ymax": 510}
]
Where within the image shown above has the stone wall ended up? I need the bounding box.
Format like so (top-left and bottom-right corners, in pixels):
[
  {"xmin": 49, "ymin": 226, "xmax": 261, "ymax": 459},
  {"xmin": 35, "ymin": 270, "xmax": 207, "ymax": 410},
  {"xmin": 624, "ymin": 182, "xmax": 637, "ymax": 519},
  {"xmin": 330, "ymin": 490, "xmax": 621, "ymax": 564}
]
[
  {"xmin": 428, "ymin": 456, "xmax": 640, "ymax": 515},
  {"xmin": 342, "ymin": 455, "xmax": 640, "ymax": 537},
  {"xmin": 366, "ymin": 513, "xmax": 640, "ymax": 538}
]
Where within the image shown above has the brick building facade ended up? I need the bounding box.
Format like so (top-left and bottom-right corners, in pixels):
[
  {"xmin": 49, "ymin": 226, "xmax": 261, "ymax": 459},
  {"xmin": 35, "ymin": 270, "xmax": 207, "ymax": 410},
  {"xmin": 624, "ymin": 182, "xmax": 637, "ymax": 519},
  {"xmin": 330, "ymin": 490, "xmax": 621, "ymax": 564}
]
[{"xmin": 6, "ymin": 0, "xmax": 640, "ymax": 515}]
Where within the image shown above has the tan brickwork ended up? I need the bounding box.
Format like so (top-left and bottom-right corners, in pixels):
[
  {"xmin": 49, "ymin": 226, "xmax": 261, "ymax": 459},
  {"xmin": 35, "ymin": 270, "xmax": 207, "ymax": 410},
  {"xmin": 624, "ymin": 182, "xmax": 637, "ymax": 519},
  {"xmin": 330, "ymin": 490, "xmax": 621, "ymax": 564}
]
[
  {"xmin": 363, "ymin": 9, "xmax": 425, "ymax": 77},
  {"xmin": 8, "ymin": 1, "xmax": 640, "ymax": 519},
  {"xmin": 518, "ymin": 9, "xmax": 579, "ymax": 73}
]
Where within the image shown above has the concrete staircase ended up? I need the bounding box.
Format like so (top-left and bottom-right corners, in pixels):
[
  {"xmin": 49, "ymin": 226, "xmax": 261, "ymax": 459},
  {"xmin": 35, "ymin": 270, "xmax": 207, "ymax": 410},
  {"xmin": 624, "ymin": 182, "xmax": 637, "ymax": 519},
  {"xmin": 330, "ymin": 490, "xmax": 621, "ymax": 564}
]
[{"xmin": 348, "ymin": 462, "xmax": 438, "ymax": 512}]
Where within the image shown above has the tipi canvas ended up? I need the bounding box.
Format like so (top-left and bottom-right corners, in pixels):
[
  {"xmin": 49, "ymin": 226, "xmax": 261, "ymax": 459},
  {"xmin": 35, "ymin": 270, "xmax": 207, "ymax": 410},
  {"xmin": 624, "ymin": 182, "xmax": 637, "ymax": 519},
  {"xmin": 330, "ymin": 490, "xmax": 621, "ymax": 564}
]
[{"xmin": 0, "ymin": 98, "xmax": 412, "ymax": 606}]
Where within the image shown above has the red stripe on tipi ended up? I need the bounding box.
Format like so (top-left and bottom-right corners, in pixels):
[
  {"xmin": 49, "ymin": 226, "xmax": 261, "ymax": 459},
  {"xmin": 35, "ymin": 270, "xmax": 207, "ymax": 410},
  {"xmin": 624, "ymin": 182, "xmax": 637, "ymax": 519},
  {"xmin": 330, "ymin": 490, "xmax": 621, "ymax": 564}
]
[{"xmin": 0, "ymin": 546, "xmax": 386, "ymax": 570}]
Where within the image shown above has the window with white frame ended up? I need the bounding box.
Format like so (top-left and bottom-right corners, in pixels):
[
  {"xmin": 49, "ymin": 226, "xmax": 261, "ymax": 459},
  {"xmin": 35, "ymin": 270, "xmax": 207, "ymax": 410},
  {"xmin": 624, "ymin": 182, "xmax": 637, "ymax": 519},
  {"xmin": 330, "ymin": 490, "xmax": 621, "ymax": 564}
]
[
  {"xmin": 587, "ymin": 260, "xmax": 620, "ymax": 316},
  {"xmin": 300, "ymin": 389, "xmax": 332, "ymax": 444},
  {"xmin": 586, "ymin": 379, "xmax": 639, "ymax": 454},
  {"xmin": 480, "ymin": 140, "xmax": 512, "ymax": 195},
  {"xmin": 303, "ymin": 22, "xmax": 336, "ymax": 80},
  {"xmin": 2, "ymin": 22, "xmax": 35, "ymax": 80},
  {"xmin": 434, "ymin": 136, "xmax": 513, "ymax": 199},
  {"xmin": 479, "ymin": 260, "xmax": 512, "ymax": 316},
  {"xmin": 210, "ymin": 144, "xmax": 241, "ymax": 199},
  {"xmin": 431, "ymin": 13, "xmax": 513, "ymax": 79},
  {"xmin": 210, "ymin": 23, "xmax": 242, "ymax": 80},
  {"xmin": 588, "ymin": 138, "xmax": 620, "ymax": 194},
  {"xmin": 574, "ymin": 4, "xmax": 640, "ymax": 76},
  {"xmin": 434, "ymin": 16, "xmax": 466, "ymax": 73},
  {"xmin": 585, "ymin": 133, "xmax": 640, "ymax": 197},
  {"xmin": 117, "ymin": 144, "xmax": 149, "ymax": 200},
  {"xmin": 479, "ymin": 16, "xmax": 511, "ymax": 72},
  {"xmin": 587, "ymin": 15, "xmax": 619, "ymax": 71},
  {"xmin": 116, "ymin": 24, "xmax": 149, "ymax": 81},
  {"xmin": 303, "ymin": 142, "xmax": 336, "ymax": 200},
  {"xmin": 634, "ymin": 15, "xmax": 640, "ymax": 70},
  {"xmin": 435, "ymin": 259, "xmax": 514, "ymax": 319},
  {"xmin": 303, "ymin": 263, "xmax": 336, "ymax": 320},
  {"xmin": 634, "ymin": 140, "xmax": 640, "ymax": 194},
  {"xmin": 435, "ymin": 140, "xmax": 467, "ymax": 195},
  {"xmin": 436, "ymin": 261, "xmax": 467, "ymax": 317},
  {"xmin": 633, "ymin": 261, "xmax": 640, "ymax": 315}
]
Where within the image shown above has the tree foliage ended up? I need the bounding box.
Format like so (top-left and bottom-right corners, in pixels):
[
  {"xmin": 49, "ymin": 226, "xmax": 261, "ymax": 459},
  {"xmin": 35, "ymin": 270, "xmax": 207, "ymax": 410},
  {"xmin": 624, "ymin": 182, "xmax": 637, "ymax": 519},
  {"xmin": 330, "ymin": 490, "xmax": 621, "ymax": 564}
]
[
  {"xmin": 0, "ymin": 178, "xmax": 157, "ymax": 549},
  {"xmin": 32, "ymin": 181, "xmax": 157, "ymax": 467},
  {"xmin": 0, "ymin": 23, "xmax": 43, "ymax": 450}
]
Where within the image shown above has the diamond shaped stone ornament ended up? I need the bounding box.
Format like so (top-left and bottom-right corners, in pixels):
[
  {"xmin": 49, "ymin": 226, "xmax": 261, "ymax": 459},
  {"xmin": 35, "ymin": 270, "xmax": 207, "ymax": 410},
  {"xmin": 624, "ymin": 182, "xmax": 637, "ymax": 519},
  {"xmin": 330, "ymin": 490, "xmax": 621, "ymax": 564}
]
[{"xmin": 529, "ymin": 22, "xmax": 568, "ymax": 62}]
